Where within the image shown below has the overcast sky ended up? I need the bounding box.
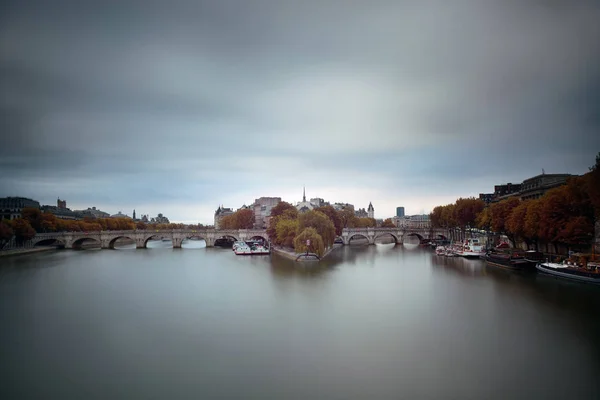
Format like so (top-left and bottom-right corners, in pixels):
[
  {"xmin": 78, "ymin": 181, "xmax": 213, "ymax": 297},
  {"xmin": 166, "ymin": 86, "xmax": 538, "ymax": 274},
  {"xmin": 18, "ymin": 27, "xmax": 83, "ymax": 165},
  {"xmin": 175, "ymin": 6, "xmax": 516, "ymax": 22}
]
[{"xmin": 1, "ymin": 0, "xmax": 599, "ymax": 224}]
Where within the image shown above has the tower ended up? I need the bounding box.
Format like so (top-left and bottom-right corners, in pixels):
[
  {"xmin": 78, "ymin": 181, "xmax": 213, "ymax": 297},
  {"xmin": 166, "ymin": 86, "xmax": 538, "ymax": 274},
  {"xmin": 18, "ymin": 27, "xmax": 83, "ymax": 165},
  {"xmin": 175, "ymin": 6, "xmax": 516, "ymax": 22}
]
[
  {"xmin": 303, "ymin": 186, "xmax": 306, "ymax": 202},
  {"xmin": 133, "ymin": 209, "xmax": 136, "ymax": 220},
  {"xmin": 368, "ymin": 202, "xmax": 374, "ymax": 219}
]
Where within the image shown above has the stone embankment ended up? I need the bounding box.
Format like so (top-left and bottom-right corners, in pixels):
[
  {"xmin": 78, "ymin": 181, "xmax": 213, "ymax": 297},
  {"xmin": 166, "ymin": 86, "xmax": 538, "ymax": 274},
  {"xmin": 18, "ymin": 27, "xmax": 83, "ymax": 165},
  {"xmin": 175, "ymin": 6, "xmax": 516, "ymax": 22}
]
[
  {"xmin": 271, "ymin": 244, "xmax": 341, "ymax": 262},
  {"xmin": 0, "ymin": 247, "xmax": 57, "ymax": 258}
]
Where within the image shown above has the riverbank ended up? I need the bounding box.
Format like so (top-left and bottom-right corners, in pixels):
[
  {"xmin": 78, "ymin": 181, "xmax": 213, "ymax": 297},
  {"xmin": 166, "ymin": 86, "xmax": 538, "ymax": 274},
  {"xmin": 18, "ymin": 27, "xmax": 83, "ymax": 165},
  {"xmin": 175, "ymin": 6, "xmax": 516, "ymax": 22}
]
[
  {"xmin": 271, "ymin": 244, "xmax": 342, "ymax": 262},
  {"xmin": 0, "ymin": 247, "xmax": 57, "ymax": 258}
]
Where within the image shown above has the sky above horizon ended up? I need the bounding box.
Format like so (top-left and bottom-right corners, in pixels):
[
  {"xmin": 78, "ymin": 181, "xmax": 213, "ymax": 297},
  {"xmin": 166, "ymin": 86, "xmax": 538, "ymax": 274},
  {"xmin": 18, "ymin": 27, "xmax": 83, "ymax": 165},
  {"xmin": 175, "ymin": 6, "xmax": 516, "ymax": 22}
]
[{"xmin": 1, "ymin": 0, "xmax": 599, "ymax": 224}]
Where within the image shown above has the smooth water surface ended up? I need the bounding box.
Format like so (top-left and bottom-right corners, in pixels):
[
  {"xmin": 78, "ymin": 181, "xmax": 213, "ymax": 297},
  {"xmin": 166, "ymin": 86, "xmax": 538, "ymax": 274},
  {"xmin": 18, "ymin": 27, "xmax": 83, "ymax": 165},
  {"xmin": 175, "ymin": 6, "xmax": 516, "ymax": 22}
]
[{"xmin": 1, "ymin": 245, "xmax": 599, "ymax": 399}]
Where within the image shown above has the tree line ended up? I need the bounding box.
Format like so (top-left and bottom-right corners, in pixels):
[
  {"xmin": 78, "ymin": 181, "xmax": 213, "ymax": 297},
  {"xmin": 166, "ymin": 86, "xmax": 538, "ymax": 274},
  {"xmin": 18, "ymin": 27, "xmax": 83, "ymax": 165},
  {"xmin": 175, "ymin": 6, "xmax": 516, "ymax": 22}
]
[
  {"xmin": 0, "ymin": 208, "xmax": 206, "ymax": 249},
  {"xmin": 429, "ymin": 153, "xmax": 600, "ymax": 253}
]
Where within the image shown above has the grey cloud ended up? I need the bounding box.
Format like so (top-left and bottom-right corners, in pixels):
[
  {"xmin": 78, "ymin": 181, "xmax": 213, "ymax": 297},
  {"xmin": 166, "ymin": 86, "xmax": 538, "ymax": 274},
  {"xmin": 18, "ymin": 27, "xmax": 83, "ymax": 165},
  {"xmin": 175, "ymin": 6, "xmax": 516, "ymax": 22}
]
[{"xmin": 1, "ymin": 0, "xmax": 599, "ymax": 222}]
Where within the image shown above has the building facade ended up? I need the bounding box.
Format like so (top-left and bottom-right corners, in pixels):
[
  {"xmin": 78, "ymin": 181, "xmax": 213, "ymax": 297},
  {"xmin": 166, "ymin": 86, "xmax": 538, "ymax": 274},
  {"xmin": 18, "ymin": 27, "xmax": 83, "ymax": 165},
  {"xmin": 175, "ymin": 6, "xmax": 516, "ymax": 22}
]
[
  {"xmin": 110, "ymin": 211, "xmax": 131, "ymax": 219},
  {"xmin": 355, "ymin": 208, "xmax": 368, "ymax": 218},
  {"xmin": 214, "ymin": 206, "xmax": 233, "ymax": 229},
  {"xmin": 75, "ymin": 207, "xmax": 110, "ymax": 219},
  {"xmin": 0, "ymin": 197, "xmax": 41, "ymax": 220},
  {"xmin": 41, "ymin": 205, "xmax": 82, "ymax": 220},
  {"xmin": 333, "ymin": 203, "xmax": 354, "ymax": 212},
  {"xmin": 482, "ymin": 173, "xmax": 573, "ymax": 203},
  {"xmin": 396, "ymin": 207, "xmax": 405, "ymax": 217},
  {"xmin": 519, "ymin": 174, "xmax": 572, "ymax": 200},
  {"xmin": 252, "ymin": 197, "xmax": 281, "ymax": 229}
]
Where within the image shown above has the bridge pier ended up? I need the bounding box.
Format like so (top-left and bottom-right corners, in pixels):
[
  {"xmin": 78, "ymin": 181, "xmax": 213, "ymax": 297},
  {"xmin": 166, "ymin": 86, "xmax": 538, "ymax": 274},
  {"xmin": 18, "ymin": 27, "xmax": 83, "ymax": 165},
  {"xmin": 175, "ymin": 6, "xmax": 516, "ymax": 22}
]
[{"xmin": 173, "ymin": 238, "xmax": 183, "ymax": 248}]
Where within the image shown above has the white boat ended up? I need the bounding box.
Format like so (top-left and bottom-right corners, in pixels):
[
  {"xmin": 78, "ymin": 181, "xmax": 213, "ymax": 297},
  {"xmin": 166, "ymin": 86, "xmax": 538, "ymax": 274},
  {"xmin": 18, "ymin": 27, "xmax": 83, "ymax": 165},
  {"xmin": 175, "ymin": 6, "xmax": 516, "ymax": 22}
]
[
  {"xmin": 435, "ymin": 246, "xmax": 446, "ymax": 256},
  {"xmin": 455, "ymin": 238, "xmax": 486, "ymax": 258},
  {"xmin": 536, "ymin": 262, "xmax": 600, "ymax": 285},
  {"xmin": 233, "ymin": 241, "xmax": 271, "ymax": 255}
]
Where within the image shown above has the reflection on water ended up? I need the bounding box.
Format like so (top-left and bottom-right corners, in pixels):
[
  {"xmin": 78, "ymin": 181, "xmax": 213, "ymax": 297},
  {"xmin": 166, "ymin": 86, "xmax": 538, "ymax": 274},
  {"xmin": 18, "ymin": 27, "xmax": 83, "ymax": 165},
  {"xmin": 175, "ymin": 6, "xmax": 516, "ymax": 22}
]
[
  {"xmin": 429, "ymin": 252, "xmax": 488, "ymax": 277},
  {"xmin": 1, "ymin": 243, "xmax": 599, "ymax": 399}
]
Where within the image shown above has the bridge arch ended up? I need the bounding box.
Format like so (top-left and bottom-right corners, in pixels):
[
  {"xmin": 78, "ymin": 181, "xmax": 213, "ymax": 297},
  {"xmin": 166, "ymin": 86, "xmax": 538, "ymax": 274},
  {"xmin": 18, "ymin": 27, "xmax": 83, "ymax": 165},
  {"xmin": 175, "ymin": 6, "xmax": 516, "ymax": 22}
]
[
  {"xmin": 348, "ymin": 233, "xmax": 369, "ymax": 244},
  {"xmin": 143, "ymin": 234, "xmax": 170, "ymax": 247},
  {"xmin": 109, "ymin": 236, "xmax": 135, "ymax": 249},
  {"xmin": 405, "ymin": 232, "xmax": 424, "ymax": 242},
  {"xmin": 374, "ymin": 232, "xmax": 399, "ymax": 244},
  {"xmin": 33, "ymin": 238, "xmax": 65, "ymax": 248},
  {"xmin": 215, "ymin": 234, "xmax": 238, "ymax": 242},
  {"xmin": 248, "ymin": 234, "xmax": 268, "ymax": 242},
  {"xmin": 72, "ymin": 237, "xmax": 101, "ymax": 250}
]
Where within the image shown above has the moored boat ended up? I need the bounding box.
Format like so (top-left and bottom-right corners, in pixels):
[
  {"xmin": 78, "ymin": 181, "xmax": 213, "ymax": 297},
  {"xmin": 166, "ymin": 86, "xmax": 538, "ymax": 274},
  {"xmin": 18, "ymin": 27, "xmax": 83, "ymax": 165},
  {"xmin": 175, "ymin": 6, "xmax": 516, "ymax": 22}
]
[
  {"xmin": 233, "ymin": 241, "xmax": 271, "ymax": 255},
  {"xmin": 435, "ymin": 246, "xmax": 446, "ymax": 256},
  {"xmin": 485, "ymin": 250, "xmax": 540, "ymax": 271},
  {"xmin": 536, "ymin": 262, "xmax": 600, "ymax": 285},
  {"xmin": 455, "ymin": 238, "xmax": 485, "ymax": 258}
]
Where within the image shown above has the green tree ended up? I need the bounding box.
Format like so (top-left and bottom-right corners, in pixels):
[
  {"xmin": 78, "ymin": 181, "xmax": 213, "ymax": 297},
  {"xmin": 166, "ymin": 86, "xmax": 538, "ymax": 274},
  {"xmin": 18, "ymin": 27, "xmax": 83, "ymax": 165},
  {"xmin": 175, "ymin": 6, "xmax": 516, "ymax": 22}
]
[
  {"xmin": 9, "ymin": 218, "xmax": 36, "ymax": 245},
  {"xmin": 267, "ymin": 206, "xmax": 298, "ymax": 241},
  {"xmin": 381, "ymin": 218, "xmax": 396, "ymax": 228},
  {"xmin": 355, "ymin": 217, "xmax": 376, "ymax": 228},
  {"xmin": 339, "ymin": 208, "xmax": 357, "ymax": 228},
  {"xmin": 298, "ymin": 210, "xmax": 336, "ymax": 248},
  {"xmin": 0, "ymin": 220, "xmax": 14, "ymax": 249},
  {"xmin": 314, "ymin": 205, "xmax": 342, "ymax": 236},
  {"xmin": 293, "ymin": 227, "xmax": 325, "ymax": 257},
  {"xmin": 275, "ymin": 218, "xmax": 298, "ymax": 248}
]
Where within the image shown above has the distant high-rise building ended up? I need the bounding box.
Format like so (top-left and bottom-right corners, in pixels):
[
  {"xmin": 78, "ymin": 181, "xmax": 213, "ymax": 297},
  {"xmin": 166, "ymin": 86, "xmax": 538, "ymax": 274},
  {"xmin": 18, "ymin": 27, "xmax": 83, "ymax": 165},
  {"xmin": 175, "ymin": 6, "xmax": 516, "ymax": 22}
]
[{"xmin": 396, "ymin": 207, "xmax": 405, "ymax": 217}]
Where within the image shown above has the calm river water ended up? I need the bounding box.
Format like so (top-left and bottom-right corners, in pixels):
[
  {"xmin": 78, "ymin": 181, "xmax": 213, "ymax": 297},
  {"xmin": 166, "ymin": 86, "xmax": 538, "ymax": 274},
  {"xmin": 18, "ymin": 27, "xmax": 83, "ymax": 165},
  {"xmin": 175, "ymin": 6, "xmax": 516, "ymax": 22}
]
[{"xmin": 1, "ymin": 242, "xmax": 599, "ymax": 399}]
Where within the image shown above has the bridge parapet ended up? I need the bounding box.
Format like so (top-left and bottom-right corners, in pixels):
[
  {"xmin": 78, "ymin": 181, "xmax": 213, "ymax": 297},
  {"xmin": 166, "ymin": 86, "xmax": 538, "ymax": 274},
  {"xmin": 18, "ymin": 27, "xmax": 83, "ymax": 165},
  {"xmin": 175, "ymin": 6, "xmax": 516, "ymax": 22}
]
[{"xmin": 31, "ymin": 229, "xmax": 268, "ymax": 249}]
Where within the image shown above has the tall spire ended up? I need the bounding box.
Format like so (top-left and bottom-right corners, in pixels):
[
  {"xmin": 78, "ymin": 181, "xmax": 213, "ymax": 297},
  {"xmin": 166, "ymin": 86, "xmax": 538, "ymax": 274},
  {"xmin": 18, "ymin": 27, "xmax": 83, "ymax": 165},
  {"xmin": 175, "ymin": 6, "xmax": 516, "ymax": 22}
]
[{"xmin": 303, "ymin": 185, "xmax": 306, "ymax": 202}]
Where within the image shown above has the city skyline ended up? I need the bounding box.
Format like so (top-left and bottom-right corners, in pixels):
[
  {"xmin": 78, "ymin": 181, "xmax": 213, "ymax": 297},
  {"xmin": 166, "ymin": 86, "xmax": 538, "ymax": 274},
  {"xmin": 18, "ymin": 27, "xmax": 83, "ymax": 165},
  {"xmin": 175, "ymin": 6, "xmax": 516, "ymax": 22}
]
[{"xmin": 2, "ymin": 1, "xmax": 599, "ymax": 224}]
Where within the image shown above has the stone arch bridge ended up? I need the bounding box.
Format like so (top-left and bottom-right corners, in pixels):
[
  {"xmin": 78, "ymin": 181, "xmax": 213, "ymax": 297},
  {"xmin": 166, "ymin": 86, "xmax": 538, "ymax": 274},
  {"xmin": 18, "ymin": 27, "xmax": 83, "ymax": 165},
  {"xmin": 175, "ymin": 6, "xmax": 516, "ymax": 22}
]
[
  {"xmin": 31, "ymin": 229, "xmax": 269, "ymax": 249},
  {"xmin": 339, "ymin": 227, "xmax": 448, "ymax": 245}
]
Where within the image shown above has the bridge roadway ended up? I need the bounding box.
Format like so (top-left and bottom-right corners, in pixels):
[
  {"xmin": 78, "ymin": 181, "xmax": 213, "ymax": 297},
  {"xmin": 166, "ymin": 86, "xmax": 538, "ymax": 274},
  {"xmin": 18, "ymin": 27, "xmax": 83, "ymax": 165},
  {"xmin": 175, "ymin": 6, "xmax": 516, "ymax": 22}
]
[{"xmin": 31, "ymin": 226, "xmax": 448, "ymax": 249}]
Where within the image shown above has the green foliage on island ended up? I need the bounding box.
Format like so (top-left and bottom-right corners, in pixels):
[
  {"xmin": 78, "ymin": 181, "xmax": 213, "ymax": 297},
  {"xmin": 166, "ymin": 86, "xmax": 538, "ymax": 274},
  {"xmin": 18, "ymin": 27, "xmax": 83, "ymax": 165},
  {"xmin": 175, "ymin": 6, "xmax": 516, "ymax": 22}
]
[
  {"xmin": 430, "ymin": 152, "xmax": 600, "ymax": 251},
  {"xmin": 267, "ymin": 202, "xmax": 379, "ymax": 257},
  {"xmin": 293, "ymin": 227, "xmax": 325, "ymax": 257}
]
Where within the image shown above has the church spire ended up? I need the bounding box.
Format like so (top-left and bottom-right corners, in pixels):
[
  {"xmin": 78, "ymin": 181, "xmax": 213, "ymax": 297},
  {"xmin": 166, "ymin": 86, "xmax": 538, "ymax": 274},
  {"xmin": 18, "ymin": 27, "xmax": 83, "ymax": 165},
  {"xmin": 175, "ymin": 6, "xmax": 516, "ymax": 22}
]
[{"xmin": 303, "ymin": 185, "xmax": 306, "ymax": 202}]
